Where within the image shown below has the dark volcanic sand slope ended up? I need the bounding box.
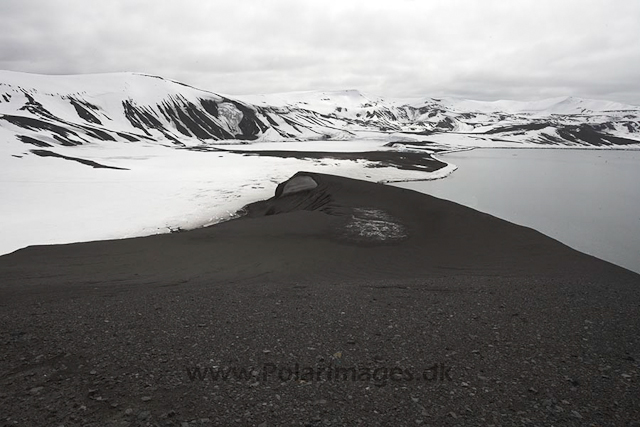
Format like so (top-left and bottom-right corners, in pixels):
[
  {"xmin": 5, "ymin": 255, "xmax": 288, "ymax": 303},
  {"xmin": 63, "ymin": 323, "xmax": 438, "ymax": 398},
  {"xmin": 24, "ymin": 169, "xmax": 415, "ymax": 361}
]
[{"xmin": 1, "ymin": 173, "xmax": 639, "ymax": 426}]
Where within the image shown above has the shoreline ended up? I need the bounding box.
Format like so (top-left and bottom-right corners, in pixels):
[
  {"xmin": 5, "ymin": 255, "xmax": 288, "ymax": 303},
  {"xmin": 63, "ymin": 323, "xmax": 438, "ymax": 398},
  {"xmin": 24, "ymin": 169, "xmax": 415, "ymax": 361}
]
[
  {"xmin": 393, "ymin": 148, "xmax": 640, "ymax": 274},
  {"xmin": 2, "ymin": 145, "xmax": 638, "ymax": 268}
]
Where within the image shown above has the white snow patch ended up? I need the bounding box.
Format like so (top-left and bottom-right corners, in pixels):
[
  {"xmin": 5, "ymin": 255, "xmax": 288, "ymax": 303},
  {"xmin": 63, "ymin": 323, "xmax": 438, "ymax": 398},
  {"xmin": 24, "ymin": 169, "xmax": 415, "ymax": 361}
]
[
  {"xmin": 344, "ymin": 208, "xmax": 405, "ymax": 241},
  {"xmin": 0, "ymin": 138, "xmax": 451, "ymax": 255}
]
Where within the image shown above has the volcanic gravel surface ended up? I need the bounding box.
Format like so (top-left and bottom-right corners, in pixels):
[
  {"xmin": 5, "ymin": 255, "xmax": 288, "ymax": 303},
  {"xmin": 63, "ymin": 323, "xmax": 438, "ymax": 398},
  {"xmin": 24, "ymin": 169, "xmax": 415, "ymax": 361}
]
[{"xmin": 1, "ymin": 172, "xmax": 639, "ymax": 426}]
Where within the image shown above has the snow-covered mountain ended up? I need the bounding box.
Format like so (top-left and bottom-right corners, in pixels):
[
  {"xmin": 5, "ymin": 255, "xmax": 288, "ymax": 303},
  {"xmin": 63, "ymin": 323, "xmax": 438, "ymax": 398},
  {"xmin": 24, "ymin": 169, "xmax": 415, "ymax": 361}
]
[
  {"xmin": 2, "ymin": 70, "xmax": 640, "ymax": 152},
  {"xmin": 0, "ymin": 70, "xmax": 348, "ymax": 148},
  {"xmin": 235, "ymin": 91, "xmax": 640, "ymax": 147}
]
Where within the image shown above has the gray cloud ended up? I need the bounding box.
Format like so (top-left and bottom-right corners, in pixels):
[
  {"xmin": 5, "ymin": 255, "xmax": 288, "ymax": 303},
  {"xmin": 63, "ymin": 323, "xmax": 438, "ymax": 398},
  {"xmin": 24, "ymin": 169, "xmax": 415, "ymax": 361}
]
[{"xmin": 1, "ymin": 0, "xmax": 639, "ymax": 104}]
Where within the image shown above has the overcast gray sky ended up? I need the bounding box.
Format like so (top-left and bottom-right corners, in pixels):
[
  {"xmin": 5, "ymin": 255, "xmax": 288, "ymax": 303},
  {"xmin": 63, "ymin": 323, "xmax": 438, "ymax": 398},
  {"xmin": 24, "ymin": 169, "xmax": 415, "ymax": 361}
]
[{"xmin": 1, "ymin": 0, "xmax": 639, "ymax": 103}]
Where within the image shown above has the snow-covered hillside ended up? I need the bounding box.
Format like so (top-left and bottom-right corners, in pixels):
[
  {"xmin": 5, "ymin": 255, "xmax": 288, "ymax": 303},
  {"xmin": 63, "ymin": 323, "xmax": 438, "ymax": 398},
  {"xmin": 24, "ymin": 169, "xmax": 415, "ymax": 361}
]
[
  {"xmin": 2, "ymin": 70, "xmax": 640, "ymax": 151},
  {"xmin": 238, "ymin": 91, "xmax": 640, "ymax": 147},
  {"xmin": 0, "ymin": 70, "xmax": 353, "ymax": 148}
]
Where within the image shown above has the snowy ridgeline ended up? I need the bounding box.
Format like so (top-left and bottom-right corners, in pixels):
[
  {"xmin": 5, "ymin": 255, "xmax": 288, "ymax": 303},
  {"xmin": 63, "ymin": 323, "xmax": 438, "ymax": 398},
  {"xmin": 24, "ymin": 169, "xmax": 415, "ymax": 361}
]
[
  {"xmin": 1, "ymin": 70, "xmax": 640, "ymax": 255},
  {"xmin": 2, "ymin": 70, "xmax": 640, "ymax": 148}
]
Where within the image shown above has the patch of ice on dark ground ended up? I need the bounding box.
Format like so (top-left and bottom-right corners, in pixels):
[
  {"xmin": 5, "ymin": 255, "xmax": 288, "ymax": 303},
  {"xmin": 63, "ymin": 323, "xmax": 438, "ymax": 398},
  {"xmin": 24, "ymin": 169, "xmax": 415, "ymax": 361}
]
[{"xmin": 344, "ymin": 208, "xmax": 406, "ymax": 241}]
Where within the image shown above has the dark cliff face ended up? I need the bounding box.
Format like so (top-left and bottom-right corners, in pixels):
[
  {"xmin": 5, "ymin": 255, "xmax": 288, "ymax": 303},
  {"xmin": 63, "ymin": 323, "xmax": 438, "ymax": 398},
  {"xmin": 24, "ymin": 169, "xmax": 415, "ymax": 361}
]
[
  {"xmin": 2, "ymin": 92, "xmax": 272, "ymax": 147},
  {"xmin": 119, "ymin": 96, "xmax": 269, "ymax": 141}
]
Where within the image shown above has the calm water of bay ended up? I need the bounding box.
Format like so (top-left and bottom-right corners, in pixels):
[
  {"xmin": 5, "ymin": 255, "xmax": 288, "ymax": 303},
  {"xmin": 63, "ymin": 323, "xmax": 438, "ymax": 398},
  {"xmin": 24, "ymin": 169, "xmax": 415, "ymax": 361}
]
[{"xmin": 393, "ymin": 149, "xmax": 640, "ymax": 274}]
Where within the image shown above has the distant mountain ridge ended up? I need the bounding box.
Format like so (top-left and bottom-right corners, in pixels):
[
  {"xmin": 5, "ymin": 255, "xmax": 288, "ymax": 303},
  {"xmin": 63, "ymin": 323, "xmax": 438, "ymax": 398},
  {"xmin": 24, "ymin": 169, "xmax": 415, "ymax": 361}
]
[{"xmin": 1, "ymin": 70, "xmax": 639, "ymax": 151}]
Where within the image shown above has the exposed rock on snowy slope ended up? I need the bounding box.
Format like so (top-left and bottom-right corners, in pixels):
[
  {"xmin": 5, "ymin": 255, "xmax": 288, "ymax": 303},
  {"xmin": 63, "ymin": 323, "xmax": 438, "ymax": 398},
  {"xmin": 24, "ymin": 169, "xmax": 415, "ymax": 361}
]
[
  {"xmin": 0, "ymin": 71, "xmax": 354, "ymax": 151},
  {"xmin": 1, "ymin": 70, "xmax": 640, "ymax": 153}
]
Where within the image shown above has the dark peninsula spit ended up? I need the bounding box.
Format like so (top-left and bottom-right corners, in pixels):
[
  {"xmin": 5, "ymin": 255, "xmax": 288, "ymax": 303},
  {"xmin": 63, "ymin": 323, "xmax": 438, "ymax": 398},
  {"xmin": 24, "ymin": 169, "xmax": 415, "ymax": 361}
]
[{"xmin": 1, "ymin": 172, "xmax": 639, "ymax": 426}]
